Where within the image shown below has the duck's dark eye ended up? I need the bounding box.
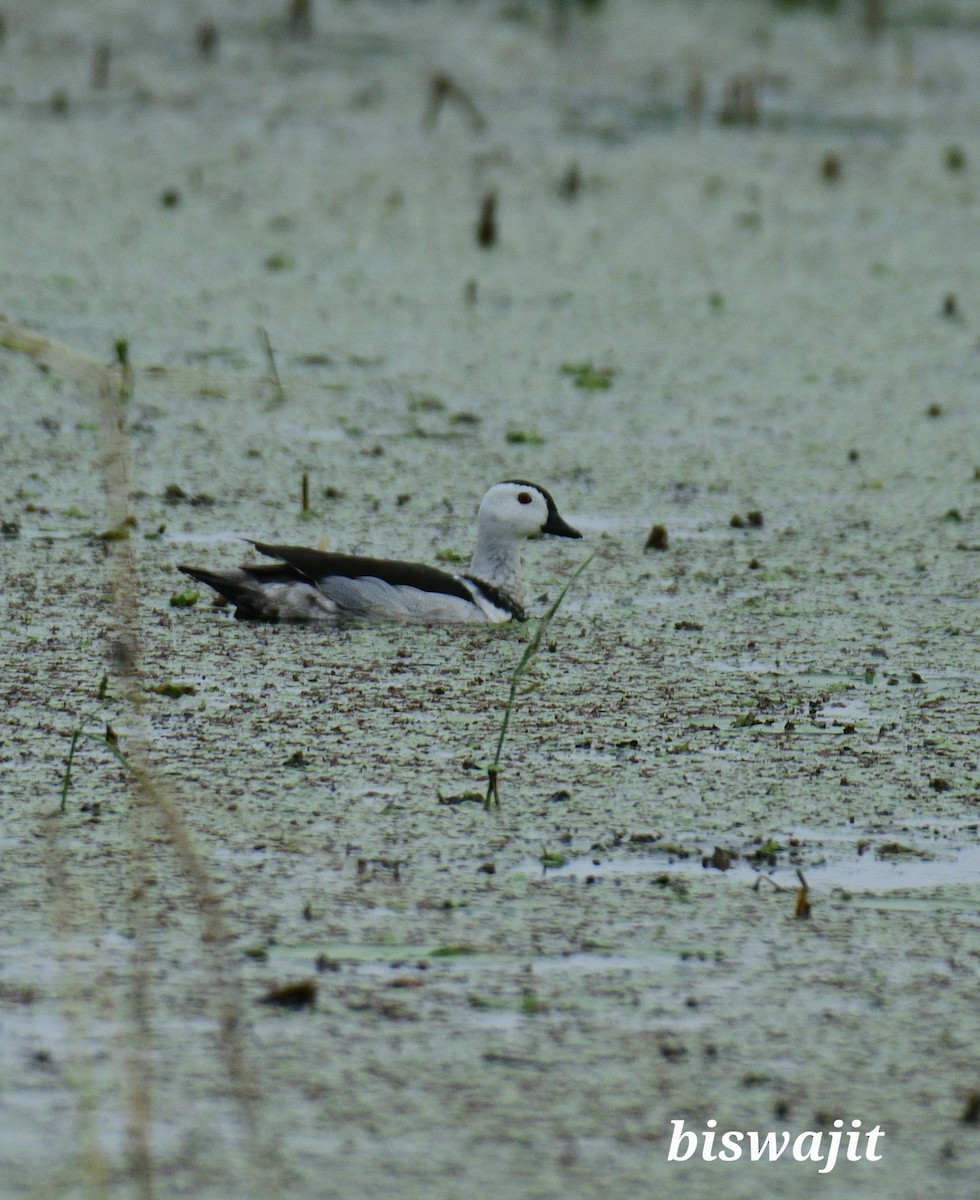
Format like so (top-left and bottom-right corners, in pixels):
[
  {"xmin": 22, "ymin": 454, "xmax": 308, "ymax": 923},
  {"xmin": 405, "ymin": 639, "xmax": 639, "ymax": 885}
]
[{"xmin": 517, "ymin": 491, "xmax": 532, "ymax": 505}]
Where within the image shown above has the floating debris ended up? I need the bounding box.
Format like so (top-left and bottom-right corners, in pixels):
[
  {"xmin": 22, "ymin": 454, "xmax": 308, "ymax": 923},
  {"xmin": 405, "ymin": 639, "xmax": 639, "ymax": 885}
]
[
  {"xmin": 558, "ymin": 161, "xmax": 581, "ymax": 200},
  {"xmin": 91, "ymin": 42, "xmax": 111, "ymax": 92},
  {"xmin": 719, "ymin": 77, "xmax": 759, "ymax": 127},
  {"xmin": 476, "ymin": 190, "xmax": 497, "ymax": 247},
  {"xmin": 702, "ymin": 846, "xmax": 737, "ymax": 871},
  {"xmin": 645, "ymin": 523, "xmax": 669, "ymax": 551},
  {"xmin": 163, "ymin": 484, "xmax": 214, "ymax": 506},
  {"xmin": 259, "ymin": 979, "xmax": 318, "ymax": 1009},
  {"xmin": 945, "ymin": 145, "xmax": 966, "ymax": 172},
  {"xmin": 196, "ymin": 22, "xmax": 219, "ymax": 60},
  {"xmin": 730, "ymin": 511, "xmax": 763, "ymax": 529}
]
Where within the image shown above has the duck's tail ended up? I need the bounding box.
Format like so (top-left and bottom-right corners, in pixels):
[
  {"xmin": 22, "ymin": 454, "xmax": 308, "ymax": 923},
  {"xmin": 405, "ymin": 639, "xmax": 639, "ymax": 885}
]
[
  {"xmin": 178, "ymin": 564, "xmax": 265, "ymax": 619},
  {"xmin": 177, "ymin": 563, "xmax": 335, "ymax": 622}
]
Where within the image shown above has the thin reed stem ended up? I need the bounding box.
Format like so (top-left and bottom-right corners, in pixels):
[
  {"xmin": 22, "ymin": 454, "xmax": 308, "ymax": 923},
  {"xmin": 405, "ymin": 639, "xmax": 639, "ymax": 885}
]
[{"xmin": 485, "ymin": 553, "xmax": 593, "ymax": 808}]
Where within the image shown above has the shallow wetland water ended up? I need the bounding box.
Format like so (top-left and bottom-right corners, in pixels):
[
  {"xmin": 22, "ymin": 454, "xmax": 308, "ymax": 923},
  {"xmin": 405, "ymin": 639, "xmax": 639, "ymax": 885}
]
[{"xmin": 0, "ymin": 1, "xmax": 978, "ymax": 1197}]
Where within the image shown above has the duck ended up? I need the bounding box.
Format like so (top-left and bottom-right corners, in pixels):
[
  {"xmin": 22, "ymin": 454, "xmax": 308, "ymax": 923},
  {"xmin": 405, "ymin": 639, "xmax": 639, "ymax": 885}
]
[{"xmin": 177, "ymin": 480, "xmax": 582, "ymax": 624}]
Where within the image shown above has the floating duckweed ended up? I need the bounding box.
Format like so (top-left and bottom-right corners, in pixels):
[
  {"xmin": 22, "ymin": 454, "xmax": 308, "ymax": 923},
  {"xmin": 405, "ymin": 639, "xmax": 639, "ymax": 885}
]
[
  {"xmin": 264, "ymin": 252, "xmax": 294, "ymax": 271},
  {"xmin": 505, "ymin": 429, "xmax": 544, "ymax": 445},
  {"xmin": 407, "ymin": 392, "xmax": 445, "ymax": 413},
  {"xmin": 436, "ymin": 790, "xmax": 483, "ymax": 805},
  {"xmin": 429, "ymin": 944, "xmax": 477, "ymax": 958},
  {"xmin": 98, "ymin": 522, "xmax": 133, "ymax": 542},
  {"xmin": 876, "ymin": 842, "xmax": 930, "ymax": 859},
  {"xmin": 560, "ymin": 361, "xmax": 616, "ymax": 390},
  {"xmin": 944, "ymin": 145, "xmax": 966, "ymax": 171},
  {"xmin": 169, "ymin": 588, "xmax": 199, "ymax": 607},
  {"xmin": 751, "ymin": 839, "xmax": 784, "ymax": 859},
  {"xmin": 732, "ymin": 710, "xmax": 759, "ymax": 728},
  {"xmin": 147, "ymin": 681, "xmax": 197, "ymax": 698}
]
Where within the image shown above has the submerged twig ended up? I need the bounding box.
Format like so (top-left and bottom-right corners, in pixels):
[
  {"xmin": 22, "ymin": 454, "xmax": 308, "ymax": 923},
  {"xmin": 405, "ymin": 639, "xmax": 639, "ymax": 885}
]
[
  {"xmin": 485, "ymin": 553, "xmax": 594, "ymax": 809},
  {"xmin": 423, "ymin": 72, "xmax": 487, "ymax": 133},
  {"xmin": 287, "ymin": 0, "xmax": 313, "ymax": 39},
  {"xmin": 61, "ymin": 729, "xmax": 83, "ymax": 811},
  {"xmin": 794, "ymin": 869, "xmax": 812, "ymax": 919},
  {"xmin": 91, "ymin": 41, "xmax": 111, "ymax": 91},
  {"xmin": 476, "ymin": 190, "xmax": 498, "ymax": 249},
  {"xmin": 257, "ymin": 326, "xmax": 286, "ymax": 408},
  {"xmin": 753, "ymin": 868, "xmax": 813, "ymax": 919},
  {"xmin": 113, "ymin": 338, "xmax": 133, "ymax": 408}
]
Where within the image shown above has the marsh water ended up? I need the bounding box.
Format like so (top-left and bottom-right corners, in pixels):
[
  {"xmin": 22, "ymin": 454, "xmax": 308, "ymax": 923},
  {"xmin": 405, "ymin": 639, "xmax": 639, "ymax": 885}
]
[{"xmin": 0, "ymin": 1, "xmax": 978, "ymax": 1197}]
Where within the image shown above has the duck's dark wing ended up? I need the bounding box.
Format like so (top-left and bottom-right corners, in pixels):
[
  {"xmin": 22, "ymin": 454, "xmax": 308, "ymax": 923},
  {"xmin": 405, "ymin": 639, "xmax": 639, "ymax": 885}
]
[{"xmin": 249, "ymin": 542, "xmax": 474, "ymax": 602}]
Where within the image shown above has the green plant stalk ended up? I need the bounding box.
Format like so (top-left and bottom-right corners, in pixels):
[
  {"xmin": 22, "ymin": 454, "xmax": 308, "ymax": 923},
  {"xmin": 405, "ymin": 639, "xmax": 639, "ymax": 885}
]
[
  {"xmin": 485, "ymin": 552, "xmax": 594, "ymax": 808},
  {"xmin": 61, "ymin": 727, "xmax": 138, "ymax": 812}
]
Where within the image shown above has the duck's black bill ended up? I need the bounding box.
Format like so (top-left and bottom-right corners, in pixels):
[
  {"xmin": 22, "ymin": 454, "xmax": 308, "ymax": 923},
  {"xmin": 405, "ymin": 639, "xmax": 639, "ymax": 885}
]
[{"xmin": 542, "ymin": 510, "xmax": 582, "ymax": 539}]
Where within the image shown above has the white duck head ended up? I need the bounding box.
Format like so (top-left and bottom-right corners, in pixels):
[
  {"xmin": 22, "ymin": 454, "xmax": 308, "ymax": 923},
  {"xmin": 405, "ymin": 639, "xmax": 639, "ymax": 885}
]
[{"xmin": 467, "ymin": 480, "xmax": 581, "ymax": 609}]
